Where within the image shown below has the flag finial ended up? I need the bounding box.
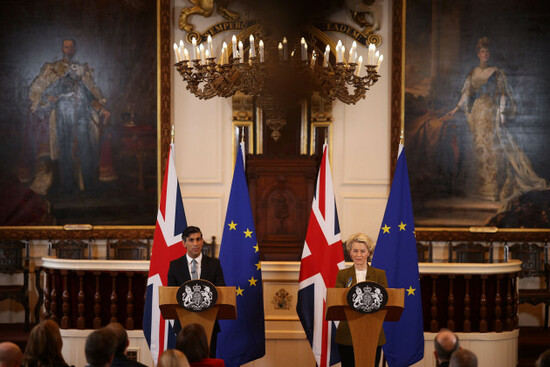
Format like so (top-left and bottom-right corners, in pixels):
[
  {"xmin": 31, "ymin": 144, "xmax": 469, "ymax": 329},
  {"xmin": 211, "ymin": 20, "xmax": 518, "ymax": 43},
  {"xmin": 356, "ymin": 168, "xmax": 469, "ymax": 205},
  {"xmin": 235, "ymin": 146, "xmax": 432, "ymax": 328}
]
[
  {"xmin": 400, "ymin": 129, "xmax": 404, "ymax": 145},
  {"xmin": 171, "ymin": 125, "xmax": 175, "ymax": 144}
]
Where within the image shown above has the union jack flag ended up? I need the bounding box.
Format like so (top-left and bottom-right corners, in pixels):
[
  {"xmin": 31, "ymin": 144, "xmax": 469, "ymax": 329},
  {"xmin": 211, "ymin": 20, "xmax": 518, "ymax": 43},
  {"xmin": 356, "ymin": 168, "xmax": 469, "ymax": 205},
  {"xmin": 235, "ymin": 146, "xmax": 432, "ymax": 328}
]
[
  {"xmin": 297, "ymin": 144, "xmax": 345, "ymax": 367},
  {"xmin": 143, "ymin": 143, "xmax": 187, "ymax": 364}
]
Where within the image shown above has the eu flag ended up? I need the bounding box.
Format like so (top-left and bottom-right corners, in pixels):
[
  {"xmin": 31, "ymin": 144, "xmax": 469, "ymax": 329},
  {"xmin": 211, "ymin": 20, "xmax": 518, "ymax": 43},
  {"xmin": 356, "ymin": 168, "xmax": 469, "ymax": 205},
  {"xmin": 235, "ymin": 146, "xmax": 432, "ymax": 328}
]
[
  {"xmin": 371, "ymin": 147, "xmax": 424, "ymax": 367},
  {"xmin": 216, "ymin": 144, "xmax": 265, "ymax": 367}
]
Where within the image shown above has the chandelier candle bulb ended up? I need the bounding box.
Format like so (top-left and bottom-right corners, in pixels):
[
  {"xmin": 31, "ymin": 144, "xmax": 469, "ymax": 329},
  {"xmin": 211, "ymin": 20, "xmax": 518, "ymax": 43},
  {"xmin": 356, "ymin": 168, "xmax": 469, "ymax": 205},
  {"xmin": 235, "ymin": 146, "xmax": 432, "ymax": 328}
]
[
  {"xmin": 232, "ymin": 35, "xmax": 237, "ymax": 59},
  {"xmin": 183, "ymin": 48, "xmax": 189, "ymax": 61},
  {"xmin": 249, "ymin": 35, "xmax": 256, "ymax": 58},
  {"xmin": 173, "ymin": 43, "xmax": 180, "ymax": 62},
  {"xmin": 200, "ymin": 44, "xmax": 206, "ymax": 64},
  {"xmin": 238, "ymin": 40, "xmax": 244, "ymax": 63},
  {"xmin": 368, "ymin": 43, "xmax": 375, "ymax": 65},
  {"xmin": 207, "ymin": 35, "xmax": 213, "ymax": 58},
  {"xmin": 301, "ymin": 37, "xmax": 307, "ymax": 61},
  {"xmin": 222, "ymin": 42, "xmax": 228, "ymax": 64},
  {"xmin": 377, "ymin": 54, "xmax": 384, "ymax": 72},
  {"xmin": 278, "ymin": 43, "xmax": 283, "ymax": 62},
  {"xmin": 205, "ymin": 49, "xmax": 210, "ymax": 64},
  {"xmin": 324, "ymin": 45, "xmax": 330, "ymax": 67},
  {"xmin": 341, "ymin": 45, "xmax": 346, "ymax": 64},
  {"xmin": 283, "ymin": 37, "xmax": 288, "ymax": 60},
  {"xmin": 192, "ymin": 37, "xmax": 197, "ymax": 60},
  {"xmin": 259, "ymin": 40, "xmax": 264, "ymax": 62},
  {"xmin": 311, "ymin": 51, "xmax": 316, "ymax": 69},
  {"xmin": 336, "ymin": 40, "xmax": 342, "ymax": 63},
  {"xmin": 350, "ymin": 41, "xmax": 357, "ymax": 63},
  {"xmin": 356, "ymin": 55, "xmax": 363, "ymax": 75}
]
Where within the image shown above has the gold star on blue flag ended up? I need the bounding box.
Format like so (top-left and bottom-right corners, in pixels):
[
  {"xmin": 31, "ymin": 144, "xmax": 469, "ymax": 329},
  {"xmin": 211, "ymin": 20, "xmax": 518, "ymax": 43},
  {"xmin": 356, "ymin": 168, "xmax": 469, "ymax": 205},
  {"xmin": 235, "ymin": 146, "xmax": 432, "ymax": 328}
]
[
  {"xmin": 372, "ymin": 146, "xmax": 424, "ymax": 367},
  {"xmin": 217, "ymin": 143, "xmax": 265, "ymax": 366}
]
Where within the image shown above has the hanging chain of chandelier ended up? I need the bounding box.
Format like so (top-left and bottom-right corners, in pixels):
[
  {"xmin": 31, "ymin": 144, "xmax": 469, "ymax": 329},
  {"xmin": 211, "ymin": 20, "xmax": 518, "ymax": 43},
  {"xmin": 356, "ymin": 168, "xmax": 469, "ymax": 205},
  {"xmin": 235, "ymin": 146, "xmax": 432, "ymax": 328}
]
[{"xmin": 173, "ymin": 34, "xmax": 383, "ymax": 105}]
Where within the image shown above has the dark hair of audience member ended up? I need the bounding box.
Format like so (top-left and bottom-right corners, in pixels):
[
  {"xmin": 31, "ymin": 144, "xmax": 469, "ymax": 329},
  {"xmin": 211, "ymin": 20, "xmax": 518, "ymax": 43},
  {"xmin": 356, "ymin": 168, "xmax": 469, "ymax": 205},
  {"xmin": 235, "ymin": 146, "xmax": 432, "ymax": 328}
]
[
  {"xmin": 158, "ymin": 349, "xmax": 190, "ymax": 367},
  {"xmin": 23, "ymin": 320, "xmax": 69, "ymax": 367},
  {"xmin": 449, "ymin": 349, "xmax": 477, "ymax": 367},
  {"xmin": 103, "ymin": 322, "xmax": 127, "ymax": 356},
  {"xmin": 85, "ymin": 328, "xmax": 116, "ymax": 367},
  {"xmin": 176, "ymin": 323, "xmax": 209, "ymax": 363},
  {"xmin": 538, "ymin": 349, "xmax": 550, "ymax": 367}
]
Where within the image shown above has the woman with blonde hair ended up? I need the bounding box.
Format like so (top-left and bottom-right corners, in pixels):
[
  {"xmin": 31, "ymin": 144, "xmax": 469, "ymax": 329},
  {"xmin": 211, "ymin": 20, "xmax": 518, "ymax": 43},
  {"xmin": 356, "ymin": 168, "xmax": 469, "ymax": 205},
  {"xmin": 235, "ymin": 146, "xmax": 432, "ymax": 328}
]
[
  {"xmin": 335, "ymin": 233, "xmax": 388, "ymax": 367},
  {"xmin": 158, "ymin": 349, "xmax": 190, "ymax": 367},
  {"xmin": 22, "ymin": 320, "xmax": 70, "ymax": 367}
]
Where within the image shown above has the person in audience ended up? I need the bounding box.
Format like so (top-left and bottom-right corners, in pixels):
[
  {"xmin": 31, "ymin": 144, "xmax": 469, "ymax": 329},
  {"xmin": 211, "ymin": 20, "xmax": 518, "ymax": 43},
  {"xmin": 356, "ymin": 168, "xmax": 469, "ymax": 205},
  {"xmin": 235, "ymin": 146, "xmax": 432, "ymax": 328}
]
[
  {"xmin": 176, "ymin": 324, "xmax": 225, "ymax": 367},
  {"xmin": 434, "ymin": 328, "xmax": 460, "ymax": 367},
  {"xmin": 449, "ymin": 349, "xmax": 477, "ymax": 367},
  {"xmin": 335, "ymin": 233, "xmax": 388, "ymax": 367},
  {"xmin": 84, "ymin": 328, "xmax": 116, "ymax": 367},
  {"xmin": 104, "ymin": 322, "xmax": 146, "ymax": 367},
  {"xmin": 157, "ymin": 349, "xmax": 190, "ymax": 367},
  {"xmin": 0, "ymin": 342, "xmax": 23, "ymax": 367},
  {"xmin": 22, "ymin": 320, "xmax": 70, "ymax": 367},
  {"xmin": 537, "ymin": 349, "xmax": 550, "ymax": 367}
]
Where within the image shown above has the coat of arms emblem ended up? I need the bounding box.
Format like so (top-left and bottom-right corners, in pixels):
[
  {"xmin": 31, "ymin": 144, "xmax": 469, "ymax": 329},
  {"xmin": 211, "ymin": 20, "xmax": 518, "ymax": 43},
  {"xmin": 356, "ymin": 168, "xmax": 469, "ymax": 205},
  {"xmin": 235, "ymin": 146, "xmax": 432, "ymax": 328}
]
[
  {"xmin": 346, "ymin": 281, "xmax": 388, "ymax": 314},
  {"xmin": 176, "ymin": 279, "xmax": 218, "ymax": 312}
]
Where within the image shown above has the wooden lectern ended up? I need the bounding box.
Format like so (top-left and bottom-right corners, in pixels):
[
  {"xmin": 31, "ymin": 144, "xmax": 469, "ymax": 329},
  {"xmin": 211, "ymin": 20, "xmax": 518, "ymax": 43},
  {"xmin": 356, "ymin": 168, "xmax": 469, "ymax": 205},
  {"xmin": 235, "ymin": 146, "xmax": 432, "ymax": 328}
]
[
  {"xmin": 158, "ymin": 286, "xmax": 237, "ymax": 347},
  {"xmin": 326, "ymin": 288, "xmax": 404, "ymax": 367}
]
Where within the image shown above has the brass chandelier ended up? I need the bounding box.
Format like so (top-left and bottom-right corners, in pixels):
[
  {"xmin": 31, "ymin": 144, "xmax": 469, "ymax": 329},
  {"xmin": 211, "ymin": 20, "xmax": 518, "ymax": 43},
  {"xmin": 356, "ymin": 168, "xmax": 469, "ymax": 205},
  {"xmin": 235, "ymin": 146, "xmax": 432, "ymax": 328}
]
[{"xmin": 174, "ymin": 34, "xmax": 383, "ymax": 141}]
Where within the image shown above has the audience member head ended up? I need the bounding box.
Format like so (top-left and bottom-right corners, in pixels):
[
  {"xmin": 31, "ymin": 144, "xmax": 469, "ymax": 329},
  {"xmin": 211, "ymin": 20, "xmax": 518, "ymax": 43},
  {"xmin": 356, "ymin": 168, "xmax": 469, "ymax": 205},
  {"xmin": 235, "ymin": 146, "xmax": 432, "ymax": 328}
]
[
  {"xmin": 0, "ymin": 342, "xmax": 22, "ymax": 367},
  {"xmin": 434, "ymin": 328, "xmax": 460, "ymax": 365},
  {"xmin": 449, "ymin": 348, "xmax": 477, "ymax": 367},
  {"xmin": 104, "ymin": 322, "xmax": 128, "ymax": 356},
  {"xmin": 23, "ymin": 320, "xmax": 67, "ymax": 367},
  {"xmin": 176, "ymin": 323, "xmax": 209, "ymax": 363},
  {"xmin": 537, "ymin": 349, "xmax": 550, "ymax": 367},
  {"xmin": 85, "ymin": 328, "xmax": 116, "ymax": 367},
  {"xmin": 158, "ymin": 349, "xmax": 190, "ymax": 367}
]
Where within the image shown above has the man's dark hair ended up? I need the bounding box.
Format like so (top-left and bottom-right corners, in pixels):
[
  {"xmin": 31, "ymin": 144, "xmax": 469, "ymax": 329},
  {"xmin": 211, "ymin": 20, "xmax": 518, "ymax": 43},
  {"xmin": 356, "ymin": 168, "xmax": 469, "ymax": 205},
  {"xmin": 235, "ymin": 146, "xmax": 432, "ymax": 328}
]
[
  {"xmin": 434, "ymin": 329, "xmax": 460, "ymax": 362},
  {"xmin": 538, "ymin": 349, "xmax": 550, "ymax": 367},
  {"xmin": 62, "ymin": 38, "xmax": 76, "ymax": 47},
  {"xmin": 85, "ymin": 328, "xmax": 116, "ymax": 367},
  {"xmin": 104, "ymin": 322, "xmax": 128, "ymax": 356},
  {"xmin": 176, "ymin": 323, "xmax": 209, "ymax": 363},
  {"xmin": 450, "ymin": 349, "xmax": 477, "ymax": 367},
  {"xmin": 182, "ymin": 226, "xmax": 202, "ymax": 241}
]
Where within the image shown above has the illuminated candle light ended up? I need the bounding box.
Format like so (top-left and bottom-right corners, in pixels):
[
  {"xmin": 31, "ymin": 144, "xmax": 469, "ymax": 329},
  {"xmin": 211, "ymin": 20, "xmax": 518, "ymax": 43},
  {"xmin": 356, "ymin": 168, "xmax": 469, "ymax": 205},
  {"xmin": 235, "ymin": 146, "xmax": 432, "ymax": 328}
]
[
  {"xmin": 183, "ymin": 48, "xmax": 189, "ymax": 61},
  {"xmin": 311, "ymin": 51, "xmax": 316, "ymax": 68},
  {"xmin": 232, "ymin": 35, "xmax": 237, "ymax": 59},
  {"xmin": 207, "ymin": 35, "xmax": 213, "ymax": 58},
  {"xmin": 355, "ymin": 55, "xmax": 363, "ymax": 76},
  {"xmin": 349, "ymin": 41, "xmax": 357, "ymax": 64},
  {"xmin": 222, "ymin": 42, "xmax": 228, "ymax": 64},
  {"xmin": 324, "ymin": 45, "xmax": 330, "ymax": 67},
  {"xmin": 283, "ymin": 37, "xmax": 288, "ymax": 61},
  {"xmin": 278, "ymin": 42, "xmax": 283, "ymax": 62},
  {"xmin": 341, "ymin": 45, "xmax": 346, "ymax": 64},
  {"xmin": 192, "ymin": 37, "xmax": 197, "ymax": 60},
  {"xmin": 336, "ymin": 40, "xmax": 342, "ymax": 63},
  {"xmin": 376, "ymin": 54, "xmax": 384, "ymax": 72},
  {"xmin": 173, "ymin": 43, "xmax": 180, "ymax": 62},
  {"xmin": 249, "ymin": 35, "xmax": 256, "ymax": 58},
  {"xmin": 238, "ymin": 40, "xmax": 244, "ymax": 63},
  {"xmin": 259, "ymin": 40, "xmax": 264, "ymax": 62},
  {"xmin": 374, "ymin": 50, "xmax": 380, "ymax": 66},
  {"xmin": 200, "ymin": 44, "xmax": 205, "ymax": 64},
  {"xmin": 368, "ymin": 43, "xmax": 375, "ymax": 65},
  {"xmin": 301, "ymin": 37, "xmax": 307, "ymax": 61}
]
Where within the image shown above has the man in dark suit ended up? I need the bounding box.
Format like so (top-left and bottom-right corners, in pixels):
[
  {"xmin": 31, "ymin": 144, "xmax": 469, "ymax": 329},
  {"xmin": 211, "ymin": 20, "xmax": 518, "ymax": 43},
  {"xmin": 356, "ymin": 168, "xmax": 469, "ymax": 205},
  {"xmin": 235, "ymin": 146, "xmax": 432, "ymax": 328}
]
[{"xmin": 167, "ymin": 226, "xmax": 225, "ymax": 357}]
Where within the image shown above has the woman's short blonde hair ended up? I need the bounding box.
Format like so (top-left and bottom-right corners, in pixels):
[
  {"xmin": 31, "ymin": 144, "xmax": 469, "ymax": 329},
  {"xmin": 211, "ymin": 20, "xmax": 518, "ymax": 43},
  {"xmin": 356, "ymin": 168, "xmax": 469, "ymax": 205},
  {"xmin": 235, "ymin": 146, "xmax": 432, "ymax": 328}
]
[
  {"xmin": 345, "ymin": 233, "xmax": 375, "ymax": 253},
  {"xmin": 158, "ymin": 349, "xmax": 190, "ymax": 367}
]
